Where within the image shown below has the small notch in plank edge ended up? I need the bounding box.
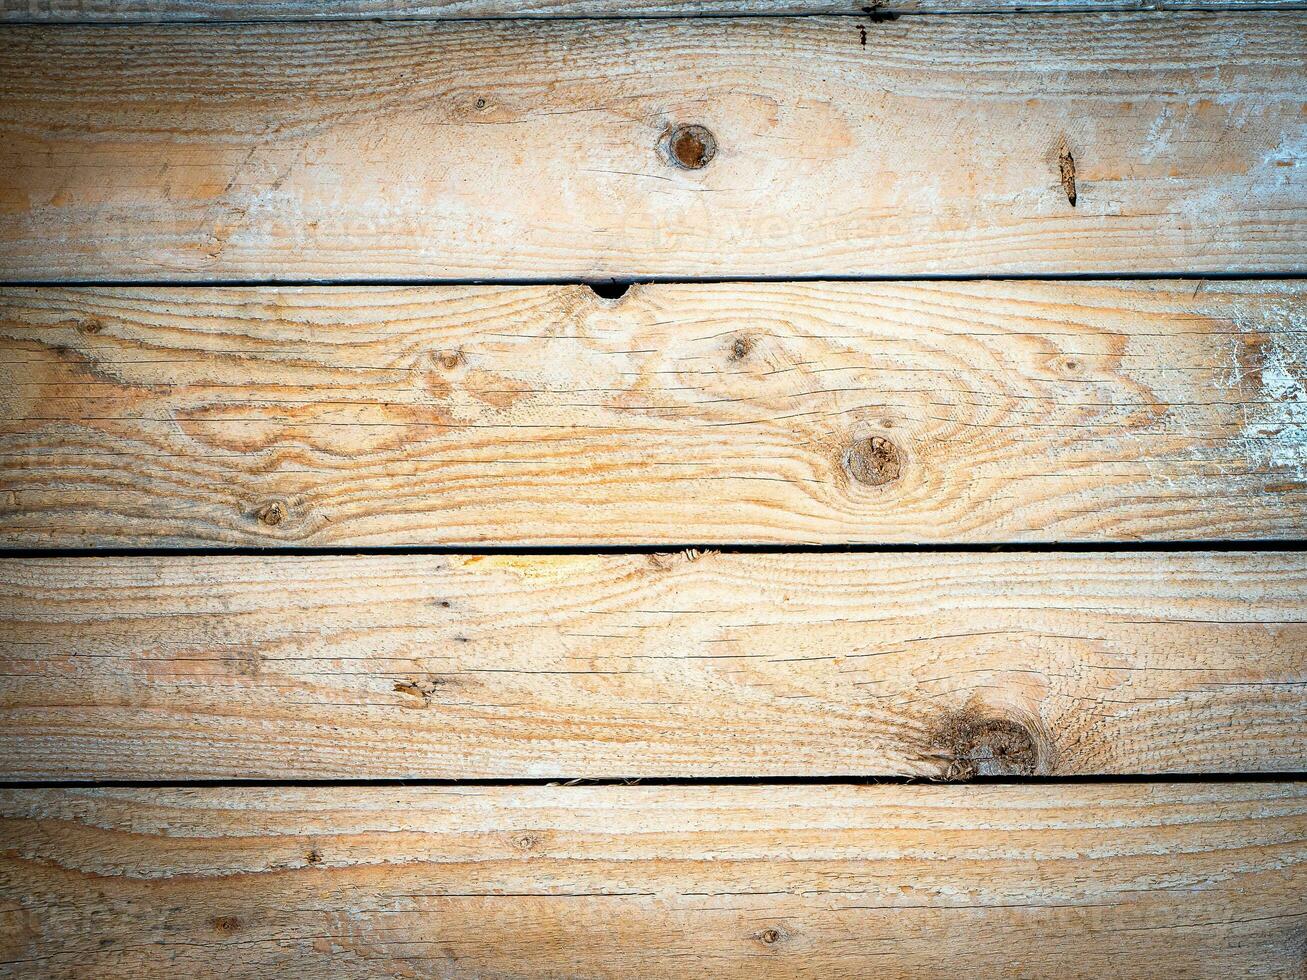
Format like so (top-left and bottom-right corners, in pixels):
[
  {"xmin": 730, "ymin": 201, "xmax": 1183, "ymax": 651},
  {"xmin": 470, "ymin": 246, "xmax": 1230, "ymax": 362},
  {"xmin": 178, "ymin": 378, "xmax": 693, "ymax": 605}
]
[{"xmin": 586, "ymin": 280, "xmax": 633, "ymax": 299}]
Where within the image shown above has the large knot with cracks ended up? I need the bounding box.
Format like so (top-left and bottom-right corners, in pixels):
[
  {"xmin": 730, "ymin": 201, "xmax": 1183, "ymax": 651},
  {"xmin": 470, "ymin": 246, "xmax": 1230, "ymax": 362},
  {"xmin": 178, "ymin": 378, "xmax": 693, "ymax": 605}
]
[{"xmin": 923, "ymin": 705, "xmax": 1054, "ymax": 780}]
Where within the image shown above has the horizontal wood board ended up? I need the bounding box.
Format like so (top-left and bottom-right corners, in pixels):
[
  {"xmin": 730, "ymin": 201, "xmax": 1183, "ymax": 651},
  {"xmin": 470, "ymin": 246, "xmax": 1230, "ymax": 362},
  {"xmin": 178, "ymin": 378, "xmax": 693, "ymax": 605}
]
[
  {"xmin": 1, "ymin": 280, "xmax": 1304, "ymax": 546},
  {"xmin": 1, "ymin": 14, "xmax": 1304, "ymax": 279},
  {"xmin": 1, "ymin": 783, "xmax": 1305, "ymax": 977},
  {"xmin": 2, "ymin": 550, "xmax": 1304, "ymax": 779}
]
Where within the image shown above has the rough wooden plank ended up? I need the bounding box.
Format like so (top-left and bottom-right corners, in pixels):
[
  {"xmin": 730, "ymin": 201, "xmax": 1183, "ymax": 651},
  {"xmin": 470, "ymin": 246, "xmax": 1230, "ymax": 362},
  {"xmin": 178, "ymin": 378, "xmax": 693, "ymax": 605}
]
[
  {"xmin": 1, "ymin": 15, "xmax": 1303, "ymax": 280},
  {"xmin": 2, "ymin": 280, "xmax": 1304, "ymax": 546},
  {"xmin": 2, "ymin": 551, "xmax": 1304, "ymax": 780},
  {"xmin": 4, "ymin": 0, "xmax": 1302, "ymax": 22},
  {"xmin": 1, "ymin": 783, "xmax": 1304, "ymax": 978}
]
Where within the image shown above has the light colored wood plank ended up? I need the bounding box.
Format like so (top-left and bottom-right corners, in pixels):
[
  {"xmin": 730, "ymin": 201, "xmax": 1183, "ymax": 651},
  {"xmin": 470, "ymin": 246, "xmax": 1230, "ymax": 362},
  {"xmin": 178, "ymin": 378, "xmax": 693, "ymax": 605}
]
[
  {"xmin": 3, "ymin": 0, "xmax": 1302, "ymax": 22},
  {"xmin": 1, "ymin": 551, "xmax": 1303, "ymax": 779},
  {"xmin": 1, "ymin": 783, "xmax": 1304, "ymax": 978},
  {"xmin": 1, "ymin": 280, "xmax": 1304, "ymax": 546},
  {"xmin": 1, "ymin": 14, "xmax": 1303, "ymax": 279}
]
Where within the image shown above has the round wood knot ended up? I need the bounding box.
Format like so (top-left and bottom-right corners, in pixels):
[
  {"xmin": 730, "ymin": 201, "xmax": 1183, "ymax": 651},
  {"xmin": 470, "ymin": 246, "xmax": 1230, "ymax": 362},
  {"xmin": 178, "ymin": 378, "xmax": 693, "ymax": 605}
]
[
  {"xmin": 928, "ymin": 706, "xmax": 1051, "ymax": 780},
  {"xmin": 254, "ymin": 500, "xmax": 287, "ymax": 527},
  {"xmin": 211, "ymin": 916, "xmax": 242, "ymax": 934},
  {"xmin": 432, "ymin": 349, "xmax": 465, "ymax": 371},
  {"xmin": 667, "ymin": 124, "xmax": 717, "ymax": 169},
  {"xmin": 512, "ymin": 833, "xmax": 540, "ymax": 852},
  {"xmin": 758, "ymin": 928, "xmax": 783, "ymax": 946},
  {"xmin": 843, "ymin": 436, "xmax": 901, "ymax": 486},
  {"xmin": 75, "ymin": 317, "xmax": 104, "ymax": 336},
  {"xmin": 729, "ymin": 334, "xmax": 755, "ymax": 361}
]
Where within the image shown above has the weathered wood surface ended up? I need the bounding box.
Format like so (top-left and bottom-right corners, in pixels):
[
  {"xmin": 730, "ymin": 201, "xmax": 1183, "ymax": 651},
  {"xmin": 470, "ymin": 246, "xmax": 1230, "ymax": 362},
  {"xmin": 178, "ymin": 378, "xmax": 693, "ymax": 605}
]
[
  {"xmin": 3, "ymin": 0, "xmax": 1301, "ymax": 22},
  {"xmin": 2, "ymin": 551, "xmax": 1304, "ymax": 780},
  {"xmin": 2, "ymin": 280, "xmax": 1304, "ymax": 546},
  {"xmin": 1, "ymin": 783, "xmax": 1304, "ymax": 978},
  {"xmin": 1, "ymin": 15, "xmax": 1303, "ymax": 280}
]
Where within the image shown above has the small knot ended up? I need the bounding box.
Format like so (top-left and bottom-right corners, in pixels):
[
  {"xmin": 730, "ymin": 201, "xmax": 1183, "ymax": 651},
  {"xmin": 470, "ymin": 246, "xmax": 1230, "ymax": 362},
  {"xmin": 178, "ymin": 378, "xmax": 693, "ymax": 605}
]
[
  {"xmin": 729, "ymin": 334, "xmax": 755, "ymax": 361},
  {"xmin": 843, "ymin": 436, "xmax": 902, "ymax": 487},
  {"xmin": 512, "ymin": 833, "xmax": 539, "ymax": 852},
  {"xmin": 75, "ymin": 317, "xmax": 104, "ymax": 336},
  {"xmin": 666, "ymin": 124, "xmax": 717, "ymax": 170},
  {"xmin": 211, "ymin": 916, "xmax": 242, "ymax": 934},
  {"xmin": 432, "ymin": 349, "xmax": 465, "ymax": 371},
  {"xmin": 758, "ymin": 928, "xmax": 783, "ymax": 946},
  {"xmin": 394, "ymin": 677, "xmax": 445, "ymax": 707},
  {"xmin": 254, "ymin": 500, "xmax": 286, "ymax": 527},
  {"xmin": 306, "ymin": 848, "xmax": 323, "ymax": 865}
]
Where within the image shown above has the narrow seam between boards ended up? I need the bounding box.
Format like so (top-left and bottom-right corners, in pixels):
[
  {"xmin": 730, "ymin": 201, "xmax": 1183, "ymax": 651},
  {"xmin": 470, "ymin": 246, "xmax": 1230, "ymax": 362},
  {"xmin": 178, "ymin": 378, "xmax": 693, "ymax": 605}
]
[
  {"xmin": 1, "ymin": 4, "xmax": 1305, "ymax": 26},
  {"xmin": 1, "ymin": 773, "xmax": 1305, "ymax": 790},
  {"xmin": 2, "ymin": 541, "xmax": 1306, "ymax": 559},
  {"xmin": 2, "ymin": 271, "xmax": 1307, "ymax": 290}
]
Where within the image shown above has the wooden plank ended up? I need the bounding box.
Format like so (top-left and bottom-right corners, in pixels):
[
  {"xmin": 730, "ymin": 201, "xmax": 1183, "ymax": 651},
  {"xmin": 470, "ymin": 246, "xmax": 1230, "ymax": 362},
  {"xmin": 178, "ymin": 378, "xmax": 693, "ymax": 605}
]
[
  {"xmin": 4, "ymin": 0, "xmax": 1303, "ymax": 22},
  {"xmin": 1, "ymin": 15, "xmax": 1303, "ymax": 280},
  {"xmin": 1, "ymin": 551, "xmax": 1303, "ymax": 780},
  {"xmin": 1, "ymin": 783, "xmax": 1304, "ymax": 977},
  {"xmin": 2, "ymin": 280, "xmax": 1304, "ymax": 546}
]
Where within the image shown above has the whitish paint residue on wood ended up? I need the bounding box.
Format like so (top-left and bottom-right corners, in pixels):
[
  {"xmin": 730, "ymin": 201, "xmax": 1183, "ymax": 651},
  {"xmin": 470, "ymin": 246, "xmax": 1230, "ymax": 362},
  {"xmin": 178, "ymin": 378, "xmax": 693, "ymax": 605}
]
[{"xmin": 1220, "ymin": 292, "xmax": 1307, "ymax": 483}]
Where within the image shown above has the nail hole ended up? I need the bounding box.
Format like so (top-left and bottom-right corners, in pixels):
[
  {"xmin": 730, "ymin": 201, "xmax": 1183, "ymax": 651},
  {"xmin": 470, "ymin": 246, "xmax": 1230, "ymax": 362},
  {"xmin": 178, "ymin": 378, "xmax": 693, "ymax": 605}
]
[
  {"xmin": 666, "ymin": 124, "xmax": 717, "ymax": 170},
  {"xmin": 587, "ymin": 281, "xmax": 631, "ymax": 300}
]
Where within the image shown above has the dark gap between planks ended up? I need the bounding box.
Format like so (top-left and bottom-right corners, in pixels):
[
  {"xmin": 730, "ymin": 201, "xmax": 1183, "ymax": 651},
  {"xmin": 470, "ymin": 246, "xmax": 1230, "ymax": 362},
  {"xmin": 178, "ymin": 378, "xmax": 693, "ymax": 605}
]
[
  {"xmin": 2, "ymin": 271, "xmax": 1306, "ymax": 290},
  {"xmin": 2, "ymin": 4, "xmax": 1306, "ymax": 26},
  {"xmin": 2, "ymin": 541, "xmax": 1306, "ymax": 559},
  {"xmin": 1, "ymin": 774, "xmax": 1304, "ymax": 790}
]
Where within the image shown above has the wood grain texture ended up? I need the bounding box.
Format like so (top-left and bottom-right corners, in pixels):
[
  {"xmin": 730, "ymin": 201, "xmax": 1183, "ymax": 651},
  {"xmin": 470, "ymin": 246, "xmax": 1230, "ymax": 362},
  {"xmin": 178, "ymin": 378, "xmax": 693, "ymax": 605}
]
[
  {"xmin": 1, "ymin": 14, "xmax": 1304, "ymax": 279},
  {"xmin": 2, "ymin": 551, "xmax": 1304, "ymax": 780},
  {"xmin": 2, "ymin": 280, "xmax": 1304, "ymax": 546},
  {"xmin": 3, "ymin": 0, "xmax": 1302, "ymax": 22},
  {"xmin": 2, "ymin": 783, "xmax": 1305, "ymax": 978}
]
